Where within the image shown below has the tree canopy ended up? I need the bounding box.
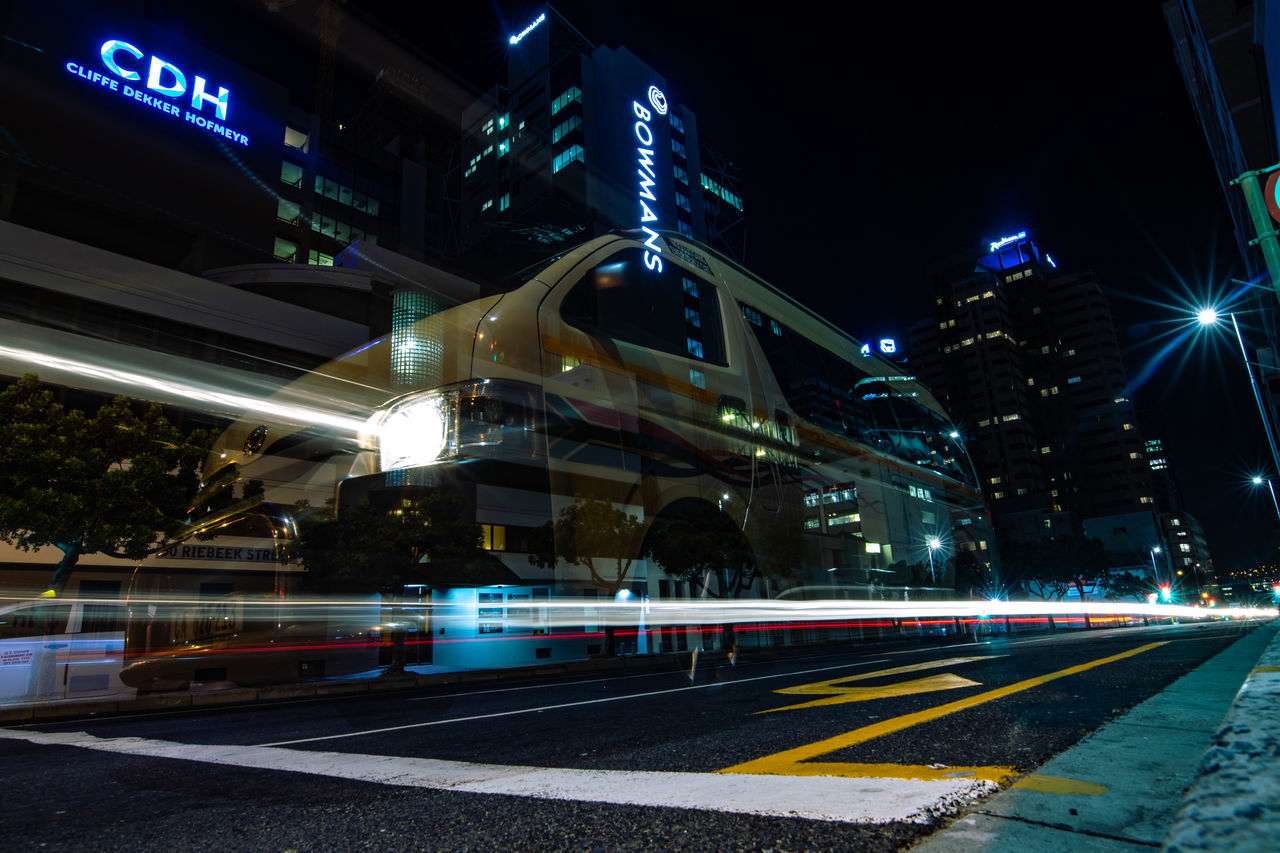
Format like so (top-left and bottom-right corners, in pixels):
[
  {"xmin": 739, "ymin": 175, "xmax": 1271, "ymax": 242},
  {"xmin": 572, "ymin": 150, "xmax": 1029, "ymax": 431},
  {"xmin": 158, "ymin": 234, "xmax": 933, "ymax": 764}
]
[
  {"xmin": 1000, "ymin": 533, "xmax": 1114, "ymax": 601},
  {"xmin": 0, "ymin": 374, "xmax": 210, "ymax": 594},
  {"xmin": 527, "ymin": 494, "xmax": 646, "ymax": 655},
  {"xmin": 290, "ymin": 491, "xmax": 483, "ymax": 672},
  {"xmin": 290, "ymin": 491, "xmax": 483, "ymax": 595}
]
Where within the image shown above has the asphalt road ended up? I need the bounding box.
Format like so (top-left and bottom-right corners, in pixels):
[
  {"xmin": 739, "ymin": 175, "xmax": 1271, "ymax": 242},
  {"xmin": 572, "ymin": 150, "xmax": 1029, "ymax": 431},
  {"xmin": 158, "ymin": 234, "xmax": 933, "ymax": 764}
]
[{"xmin": 0, "ymin": 619, "xmax": 1259, "ymax": 852}]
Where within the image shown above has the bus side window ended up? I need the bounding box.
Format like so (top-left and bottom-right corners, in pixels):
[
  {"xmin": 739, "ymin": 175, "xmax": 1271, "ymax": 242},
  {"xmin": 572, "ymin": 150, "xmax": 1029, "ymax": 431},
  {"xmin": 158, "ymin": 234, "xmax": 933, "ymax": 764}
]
[
  {"xmin": 0, "ymin": 604, "xmax": 71, "ymax": 639},
  {"xmin": 561, "ymin": 248, "xmax": 726, "ymax": 366}
]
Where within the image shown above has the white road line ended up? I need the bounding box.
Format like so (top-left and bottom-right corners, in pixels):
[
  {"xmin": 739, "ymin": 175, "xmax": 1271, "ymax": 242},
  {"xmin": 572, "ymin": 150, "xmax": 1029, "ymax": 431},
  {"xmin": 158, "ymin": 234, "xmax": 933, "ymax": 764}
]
[
  {"xmin": 408, "ymin": 652, "xmax": 869, "ymax": 702},
  {"xmin": 409, "ymin": 653, "xmax": 890, "ymax": 701},
  {"xmin": 261, "ymin": 658, "xmax": 892, "ymax": 746},
  {"xmin": 0, "ymin": 728, "xmax": 996, "ymax": 825}
]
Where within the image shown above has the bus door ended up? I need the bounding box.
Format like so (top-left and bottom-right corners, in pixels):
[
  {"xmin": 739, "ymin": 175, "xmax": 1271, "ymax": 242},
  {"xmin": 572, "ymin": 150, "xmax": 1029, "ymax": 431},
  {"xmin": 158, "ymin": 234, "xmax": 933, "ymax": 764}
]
[
  {"xmin": 538, "ymin": 244, "xmax": 643, "ymax": 508},
  {"xmin": 542, "ymin": 244, "xmax": 747, "ymax": 513}
]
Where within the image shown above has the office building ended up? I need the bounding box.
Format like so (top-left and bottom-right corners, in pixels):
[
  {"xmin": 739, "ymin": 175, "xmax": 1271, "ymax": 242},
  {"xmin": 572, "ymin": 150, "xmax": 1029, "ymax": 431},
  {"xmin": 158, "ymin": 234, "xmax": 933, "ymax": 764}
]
[
  {"xmin": 910, "ymin": 231, "xmax": 1212, "ymax": 588},
  {"xmin": 455, "ymin": 6, "xmax": 746, "ymax": 274}
]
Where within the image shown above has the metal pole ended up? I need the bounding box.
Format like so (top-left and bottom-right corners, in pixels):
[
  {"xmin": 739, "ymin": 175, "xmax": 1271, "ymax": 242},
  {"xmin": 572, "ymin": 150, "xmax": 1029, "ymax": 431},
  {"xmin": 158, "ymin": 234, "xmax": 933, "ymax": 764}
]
[
  {"xmin": 1232, "ymin": 313, "xmax": 1280, "ymax": 484},
  {"xmin": 1268, "ymin": 478, "xmax": 1280, "ymax": 523}
]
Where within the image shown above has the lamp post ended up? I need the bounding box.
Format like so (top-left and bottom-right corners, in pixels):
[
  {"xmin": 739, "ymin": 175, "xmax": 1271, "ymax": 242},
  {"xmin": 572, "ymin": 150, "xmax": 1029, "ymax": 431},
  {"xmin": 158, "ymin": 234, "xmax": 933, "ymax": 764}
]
[
  {"xmin": 1197, "ymin": 307, "xmax": 1280, "ymax": 484},
  {"xmin": 1150, "ymin": 546, "xmax": 1162, "ymax": 587},
  {"xmin": 1253, "ymin": 475, "xmax": 1280, "ymax": 523},
  {"xmin": 927, "ymin": 537, "xmax": 941, "ymax": 583}
]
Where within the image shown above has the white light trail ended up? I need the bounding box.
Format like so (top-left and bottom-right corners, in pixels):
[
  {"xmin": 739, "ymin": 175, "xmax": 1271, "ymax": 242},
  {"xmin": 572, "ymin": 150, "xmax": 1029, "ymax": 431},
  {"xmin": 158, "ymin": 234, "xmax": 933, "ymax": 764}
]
[{"xmin": 0, "ymin": 344, "xmax": 367, "ymax": 433}]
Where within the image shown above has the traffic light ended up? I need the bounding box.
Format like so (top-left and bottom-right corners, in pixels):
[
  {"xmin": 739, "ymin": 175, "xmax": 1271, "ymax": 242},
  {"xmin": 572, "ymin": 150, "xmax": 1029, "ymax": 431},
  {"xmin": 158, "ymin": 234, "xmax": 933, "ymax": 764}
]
[{"xmin": 1160, "ymin": 585, "xmax": 1172, "ymax": 603}]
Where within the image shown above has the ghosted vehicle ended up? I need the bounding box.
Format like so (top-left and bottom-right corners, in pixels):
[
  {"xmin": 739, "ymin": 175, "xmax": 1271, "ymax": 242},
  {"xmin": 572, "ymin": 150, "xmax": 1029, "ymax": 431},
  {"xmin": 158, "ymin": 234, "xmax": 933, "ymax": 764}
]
[
  {"xmin": 138, "ymin": 230, "xmax": 991, "ymax": 673},
  {"xmin": 119, "ymin": 508, "xmax": 382, "ymax": 693},
  {"xmin": 0, "ymin": 596, "xmax": 132, "ymax": 702}
]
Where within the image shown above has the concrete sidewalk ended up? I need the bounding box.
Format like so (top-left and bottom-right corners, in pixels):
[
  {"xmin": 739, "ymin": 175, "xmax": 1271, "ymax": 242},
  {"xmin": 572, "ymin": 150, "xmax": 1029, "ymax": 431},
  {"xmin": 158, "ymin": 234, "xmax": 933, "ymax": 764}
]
[{"xmin": 912, "ymin": 620, "xmax": 1280, "ymax": 851}]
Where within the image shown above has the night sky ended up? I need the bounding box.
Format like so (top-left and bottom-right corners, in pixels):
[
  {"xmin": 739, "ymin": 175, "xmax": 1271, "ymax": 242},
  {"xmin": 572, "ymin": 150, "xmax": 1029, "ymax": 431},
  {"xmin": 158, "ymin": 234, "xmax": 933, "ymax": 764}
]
[{"xmin": 329, "ymin": 1, "xmax": 1270, "ymax": 569}]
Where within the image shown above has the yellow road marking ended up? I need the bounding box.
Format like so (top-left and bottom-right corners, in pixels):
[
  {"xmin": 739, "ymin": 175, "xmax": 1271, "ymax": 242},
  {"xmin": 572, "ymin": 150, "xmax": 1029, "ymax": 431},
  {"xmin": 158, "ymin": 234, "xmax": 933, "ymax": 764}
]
[
  {"xmin": 760, "ymin": 656, "xmax": 1000, "ymax": 713},
  {"xmin": 1252, "ymin": 665, "xmax": 1280, "ymax": 674},
  {"xmin": 720, "ymin": 641, "xmax": 1168, "ymax": 781},
  {"xmin": 1013, "ymin": 774, "xmax": 1109, "ymax": 796}
]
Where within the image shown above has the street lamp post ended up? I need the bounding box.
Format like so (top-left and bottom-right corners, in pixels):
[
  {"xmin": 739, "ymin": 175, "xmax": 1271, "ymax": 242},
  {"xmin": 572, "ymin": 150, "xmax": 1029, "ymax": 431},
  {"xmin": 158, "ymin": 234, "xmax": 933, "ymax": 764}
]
[
  {"xmin": 927, "ymin": 537, "xmax": 941, "ymax": 584},
  {"xmin": 1150, "ymin": 546, "xmax": 1162, "ymax": 587},
  {"xmin": 1197, "ymin": 307, "xmax": 1280, "ymax": 484},
  {"xmin": 1253, "ymin": 475, "xmax": 1280, "ymax": 523}
]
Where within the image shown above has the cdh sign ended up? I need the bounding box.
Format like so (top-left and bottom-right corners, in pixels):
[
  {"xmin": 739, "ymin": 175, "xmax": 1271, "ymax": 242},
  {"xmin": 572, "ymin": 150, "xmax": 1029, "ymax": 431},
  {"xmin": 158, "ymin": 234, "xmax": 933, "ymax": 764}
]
[{"xmin": 64, "ymin": 37, "xmax": 251, "ymax": 147}]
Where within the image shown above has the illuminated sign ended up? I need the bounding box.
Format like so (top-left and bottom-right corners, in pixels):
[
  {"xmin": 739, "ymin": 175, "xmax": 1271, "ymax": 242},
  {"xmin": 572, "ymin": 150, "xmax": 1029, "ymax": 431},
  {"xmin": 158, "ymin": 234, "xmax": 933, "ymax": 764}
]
[
  {"xmin": 989, "ymin": 231, "xmax": 1027, "ymax": 253},
  {"xmin": 860, "ymin": 340, "xmax": 898, "ymax": 356},
  {"xmin": 509, "ymin": 12, "xmax": 546, "ymax": 45},
  {"xmin": 632, "ymin": 88, "xmax": 666, "ymax": 272},
  {"xmin": 64, "ymin": 37, "xmax": 250, "ymax": 147},
  {"xmin": 1045, "ymin": 254, "xmax": 1057, "ymax": 268}
]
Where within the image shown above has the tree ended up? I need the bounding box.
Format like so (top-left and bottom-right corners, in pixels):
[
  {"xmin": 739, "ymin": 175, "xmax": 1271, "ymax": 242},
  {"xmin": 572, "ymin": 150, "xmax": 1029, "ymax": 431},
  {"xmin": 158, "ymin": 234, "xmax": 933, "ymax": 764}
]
[
  {"xmin": 645, "ymin": 504, "xmax": 803, "ymax": 651},
  {"xmin": 0, "ymin": 374, "xmax": 209, "ymax": 595},
  {"xmin": 527, "ymin": 494, "xmax": 645, "ymax": 656},
  {"xmin": 289, "ymin": 491, "xmax": 482, "ymax": 672},
  {"xmin": 1000, "ymin": 534, "xmax": 1113, "ymax": 601}
]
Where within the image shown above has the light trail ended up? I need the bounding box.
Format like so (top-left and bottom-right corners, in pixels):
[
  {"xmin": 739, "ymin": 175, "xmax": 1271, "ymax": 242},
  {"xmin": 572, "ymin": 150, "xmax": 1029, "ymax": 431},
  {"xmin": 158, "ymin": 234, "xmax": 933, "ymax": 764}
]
[
  {"xmin": 0, "ymin": 342, "xmax": 369, "ymax": 434},
  {"xmin": 5, "ymin": 591, "xmax": 1271, "ymax": 630}
]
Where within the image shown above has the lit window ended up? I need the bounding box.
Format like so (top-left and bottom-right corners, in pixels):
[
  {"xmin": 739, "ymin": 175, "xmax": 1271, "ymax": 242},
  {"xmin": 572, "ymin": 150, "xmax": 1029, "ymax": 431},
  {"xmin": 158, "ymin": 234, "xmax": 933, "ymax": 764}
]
[
  {"xmin": 283, "ymin": 125, "xmax": 309, "ymax": 151},
  {"xmin": 276, "ymin": 198, "xmax": 300, "ymax": 225},
  {"xmin": 551, "ymin": 86, "xmax": 582, "ymax": 115},
  {"xmin": 1180, "ymin": 544, "xmax": 1191, "ymax": 553},
  {"xmin": 498, "ymin": 194, "xmax": 510, "ymax": 212},
  {"xmin": 1067, "ymin": 376, "xmax": 1082, "ymax": 384},
  {"xmin": 689, "ymin": 369, "xmax": 706, "ymax": 389},
  {"xmin": 552, "ymin": 115, "xmax": 582, "ymax": 144},
  {"xmin": 1139, "ymin": 496, "xmax": 1153, "ymax": 504},
  {"xmin": 481, "ymin": 199, "xmax": 493, "ymax": 211},
  {"xmin": 1129, "ymin": 451, "xmax": 1140, "ymax": 460},
  {"xmin": 280, "ymin": 160, "xmax": 304, "ymax": 187},
  {"xmin": 480, "ymin": 524, "xmax": 506, "ymax": 551},
  {"xmin": 552, "ymin": 144, "xmax": 584, "ymax": 173},
  {"xmin": 1123, "ymin": 423, "xmax": 1134, "ymax": 430},
  {"xmin": 273, "ymin": 237, "xmax": 297, "ymax": 263},
  {"xmin": 865, "ymin": 543, "xmax": 881, "ymax": 554},
  {"xmin": 1041, "ymin": 446, "xmax": 1050, "ymax": 454}
]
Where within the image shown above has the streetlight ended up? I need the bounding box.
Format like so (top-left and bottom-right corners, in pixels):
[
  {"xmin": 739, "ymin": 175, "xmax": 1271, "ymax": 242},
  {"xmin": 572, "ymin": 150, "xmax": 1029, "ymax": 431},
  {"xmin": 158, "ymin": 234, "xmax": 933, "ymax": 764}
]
[
  {"xmin": 1150, "ymin": 546, "xmax": 1162, "ymax": 587},
  {"xmin": 927, "ymin": 536, "xmax": 942, "ymax": 583},
  {"xmin": 1252, "ymin": 475, "xmax": 1280, "ymax": 523},
  {"xmin": 1196, "ymin": 306, "xmax": 1280, "ymax": 484}
]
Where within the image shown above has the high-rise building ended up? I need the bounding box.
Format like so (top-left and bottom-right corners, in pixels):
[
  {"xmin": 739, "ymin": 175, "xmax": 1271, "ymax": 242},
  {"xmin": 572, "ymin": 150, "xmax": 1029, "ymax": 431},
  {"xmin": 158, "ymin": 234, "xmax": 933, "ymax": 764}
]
[
  {"xmin": 455, "ymin": 6, "xmax": 745, "ymax": 275},
  {"xmin": 910, "ymin": 231, "xmax": 1210, "ymax": 582}
]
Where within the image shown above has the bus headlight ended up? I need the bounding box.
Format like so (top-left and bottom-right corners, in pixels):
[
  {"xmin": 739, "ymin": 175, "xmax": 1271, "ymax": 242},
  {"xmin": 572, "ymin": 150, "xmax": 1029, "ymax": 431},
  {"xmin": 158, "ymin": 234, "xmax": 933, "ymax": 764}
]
[
  {"xmin": 374, "ymin": 394, "xmax": 449, "ymax": 470},
  {"xmin": 361, "ymin": 380, "xmax": 537, "ymax": 472}
]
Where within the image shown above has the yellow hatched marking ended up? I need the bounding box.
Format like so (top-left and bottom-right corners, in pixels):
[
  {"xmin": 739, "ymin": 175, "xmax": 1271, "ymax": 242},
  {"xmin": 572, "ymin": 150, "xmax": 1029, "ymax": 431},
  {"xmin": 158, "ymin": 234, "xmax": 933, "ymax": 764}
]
[
  {"xmin": 720, "ymin": 641, "xmax": 1168, "ymax": 780},
  {"xmin": 760, "ymin": 656, "xmax": 1000, "ymax": 713}
]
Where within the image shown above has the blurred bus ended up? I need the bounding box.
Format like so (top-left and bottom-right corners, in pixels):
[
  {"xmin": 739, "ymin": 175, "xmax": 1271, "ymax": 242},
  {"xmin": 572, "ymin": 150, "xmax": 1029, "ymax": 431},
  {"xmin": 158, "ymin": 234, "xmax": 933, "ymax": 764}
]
[{"xmin": 143, "ymin": 230, "xmax": 991, "ymax": 671}]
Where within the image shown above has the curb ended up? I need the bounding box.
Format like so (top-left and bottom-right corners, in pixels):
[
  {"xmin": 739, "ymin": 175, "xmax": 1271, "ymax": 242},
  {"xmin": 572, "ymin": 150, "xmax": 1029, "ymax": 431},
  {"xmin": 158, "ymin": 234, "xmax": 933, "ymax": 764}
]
[{"xmin": 1163, "ymin": 621, "xmax": 1280, "ymax": 851}]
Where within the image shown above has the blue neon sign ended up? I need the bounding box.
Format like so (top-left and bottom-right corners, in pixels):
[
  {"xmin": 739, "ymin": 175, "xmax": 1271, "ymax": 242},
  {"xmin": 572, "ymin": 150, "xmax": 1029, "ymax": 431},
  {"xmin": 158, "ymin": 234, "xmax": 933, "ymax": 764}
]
[
  {"xmin": 64, "ymin": 37, "xmax": 249, "ymax": 147},
  {"xmin": 509, "ymin": 12, "xmax": 546, "ymax": 45},
  {"xmin": 632, "ymin": 86, "xmax": 667, "ymax": 273},
  {"xmin": 989, "ymin": 231, "xmax": 1027, "ymax": 253}
]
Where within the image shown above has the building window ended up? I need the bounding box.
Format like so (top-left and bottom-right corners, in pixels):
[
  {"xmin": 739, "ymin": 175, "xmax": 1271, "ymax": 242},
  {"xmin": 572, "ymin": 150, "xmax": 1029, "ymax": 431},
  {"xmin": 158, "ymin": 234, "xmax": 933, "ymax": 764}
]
[
  {"xmin": 276, "ymin": 199, "xmax": 300, "ymax": 225},
  {"xmin": 865, "ymin": 543, "xmax": 881, "ymax": 554},
  {"xmin": 552, "ymin": 144, "xmax": 584, "ymax": 173},
  {"xmin": 675, "ymin": 193, "xmax": 690, "ymax": 212},
  {"xmin": 670, "ymin": 112, "xmax": 684, "ymax": 133},
  {"xmin": 273, "ymin": 237, "xmax": 297, "ymax": 263},
  {"xmin": 1067, "ymin": 376, "xmax": 1082, "ymax": 384},
  {"xmin": 481, "ymin": 199, "xmax": 493, "ymax": 212},
  {"xmin": 552, "ymin": 115, "xmax": 582, "ymax": 144},
  {"xmin": 280, "ymin": 160, "xmax": 304, "ymax": 188},
  {"xmin": 551, "ymin": 86, "xmax": 582, "ymax": 115},
  {"xmin": 480, "ymin": 524, "xmax": 506, "ymax": 551},
  {"xmin": 671, "ymin": 137, "xmax": 687, "ymax": 158},
  {"xmin": 673, "ymin": 164, "xmax": 689, "ymax": 184},
  {"xmin": 499, "ymin": 194, "xmax": 510, "ymax": 212},
  {"xmin": 308, "ymin": 249, "xmax": 333, "ymax": 266},
  {"xmin": 283, "ymin": 125, "xmax": 309, "ymax": 151}
]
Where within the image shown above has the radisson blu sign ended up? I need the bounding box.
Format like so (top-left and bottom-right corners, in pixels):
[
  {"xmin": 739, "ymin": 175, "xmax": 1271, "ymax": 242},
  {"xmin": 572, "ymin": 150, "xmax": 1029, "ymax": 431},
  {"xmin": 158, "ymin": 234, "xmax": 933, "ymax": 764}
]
[{"xmin": 65, "ymin": 37, "xmax": 251, "ymax": 147}]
